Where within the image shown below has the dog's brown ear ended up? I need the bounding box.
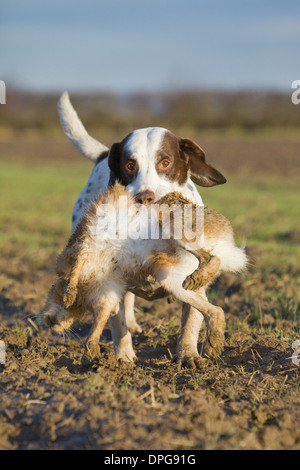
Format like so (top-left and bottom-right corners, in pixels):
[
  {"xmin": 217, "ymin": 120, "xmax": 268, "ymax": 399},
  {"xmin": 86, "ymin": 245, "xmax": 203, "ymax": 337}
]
[
  {"xmin": 179, "ymin": 138, "xmax": 226, "ymax": 187},
  {"xmin": 108, "ymin": 142, "xmax": 121, "ymax": 185}
]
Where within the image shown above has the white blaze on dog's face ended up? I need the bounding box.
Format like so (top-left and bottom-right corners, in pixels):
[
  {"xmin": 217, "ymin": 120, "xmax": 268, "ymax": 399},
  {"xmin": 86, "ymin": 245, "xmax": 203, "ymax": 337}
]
[
  {"xmin": 108, "ymin": 127, "xmax": 226, "ymax": 205},
  {"xmin": 123, "ymin": 128, "xmax": 174, "ymax": 201}
]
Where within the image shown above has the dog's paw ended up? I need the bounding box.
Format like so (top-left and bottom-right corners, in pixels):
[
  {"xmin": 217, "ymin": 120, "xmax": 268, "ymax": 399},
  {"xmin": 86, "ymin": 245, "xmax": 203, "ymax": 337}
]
[
  {"xmin": 177, "ymin": 354, "xmax": 205, "ymax": 370},
  {"xmin": 127, "ymin": 320, "xmax": 142, "ymax": 335},
  {"xmin": 116, "ymin": 348, "xmax": 137, "ymax": 363}
]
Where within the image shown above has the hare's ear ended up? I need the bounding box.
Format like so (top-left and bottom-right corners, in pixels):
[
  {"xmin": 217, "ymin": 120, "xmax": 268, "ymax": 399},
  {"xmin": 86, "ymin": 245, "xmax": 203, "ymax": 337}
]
[{"xmin": 179, "ymin": 138, "xmax": 226, "ymax": 187}]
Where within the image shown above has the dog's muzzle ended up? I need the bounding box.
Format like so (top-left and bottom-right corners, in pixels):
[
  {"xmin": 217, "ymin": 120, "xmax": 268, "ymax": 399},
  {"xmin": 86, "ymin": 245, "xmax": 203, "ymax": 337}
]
[{"xmin": 134, "ymin": 190, "xmax": 155, "ymax": 205}]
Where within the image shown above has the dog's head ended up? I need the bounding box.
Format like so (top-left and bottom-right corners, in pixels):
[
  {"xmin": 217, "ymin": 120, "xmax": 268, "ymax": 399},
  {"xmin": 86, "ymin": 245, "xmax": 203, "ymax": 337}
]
[{"xmin": 108, "ymin": 127, "xmax": 226, "ymax": 203}]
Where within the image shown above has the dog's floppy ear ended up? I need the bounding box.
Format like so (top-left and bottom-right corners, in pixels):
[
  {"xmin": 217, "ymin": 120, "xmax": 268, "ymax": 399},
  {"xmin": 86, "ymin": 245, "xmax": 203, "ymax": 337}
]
[
  {"xmin": 108, "ymin": 142, "xmax": 122, "ymax": 185},
  {"xmin": 179, "ymin": 138, "xmax": 226, "ymax": 187}
]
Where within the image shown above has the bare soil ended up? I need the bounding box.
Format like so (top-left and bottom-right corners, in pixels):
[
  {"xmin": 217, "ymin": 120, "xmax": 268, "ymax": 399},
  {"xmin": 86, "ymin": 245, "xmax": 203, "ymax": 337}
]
[
  {"xmin": 0, "ymin": 246, "xmax": 299, "ymax": 450},
  {"xmin": 0, "ymin": 137, "xmax": 299, "ymax": 450}
]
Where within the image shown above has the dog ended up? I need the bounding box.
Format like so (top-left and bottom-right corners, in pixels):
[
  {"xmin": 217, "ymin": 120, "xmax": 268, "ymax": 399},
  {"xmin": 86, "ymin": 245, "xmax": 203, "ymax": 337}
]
[
  {"xmin": 43, "ymin": 184, "xmax": 225, "ymax": 366},
  {"xmin": 57, "ymin": 92, "xmax": 247, "ymax": 368}
]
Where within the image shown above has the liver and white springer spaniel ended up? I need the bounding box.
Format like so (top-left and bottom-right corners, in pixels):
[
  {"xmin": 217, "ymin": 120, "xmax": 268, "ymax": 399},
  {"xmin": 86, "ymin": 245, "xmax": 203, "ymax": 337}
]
[{"xmin": 56, "ymin": 92, "xmax": 247, "ymax": 368}]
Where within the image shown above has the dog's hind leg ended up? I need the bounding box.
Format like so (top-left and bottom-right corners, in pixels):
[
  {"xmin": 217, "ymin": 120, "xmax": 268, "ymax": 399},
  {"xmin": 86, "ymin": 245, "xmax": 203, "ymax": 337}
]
[{"xmin": 107, "ymin": 293, "xmax": 140, "ymax": 364}]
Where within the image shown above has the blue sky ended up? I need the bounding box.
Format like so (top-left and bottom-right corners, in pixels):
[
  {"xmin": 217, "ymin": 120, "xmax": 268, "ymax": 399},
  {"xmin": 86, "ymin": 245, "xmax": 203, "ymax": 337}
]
[{"xmin": 1, "ymin": 0, "xmax": 300, "ymax": 93}]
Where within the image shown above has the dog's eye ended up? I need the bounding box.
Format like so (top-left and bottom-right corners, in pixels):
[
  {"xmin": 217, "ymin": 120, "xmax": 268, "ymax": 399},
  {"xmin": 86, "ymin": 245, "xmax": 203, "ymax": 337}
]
[
  {"xmin": 125, "ymin": 161, "xmax": 136, "ymax": 172},
  {"xmin": 158, "ymin": 159, "xmax": 171, "ymax": 170}
]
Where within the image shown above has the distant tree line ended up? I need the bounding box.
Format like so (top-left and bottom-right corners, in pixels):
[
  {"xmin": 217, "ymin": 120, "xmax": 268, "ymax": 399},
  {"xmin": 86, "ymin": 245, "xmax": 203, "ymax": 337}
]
[{"xmin": 0, "ymin": 88, "xmax": 299, "ymax": 136}]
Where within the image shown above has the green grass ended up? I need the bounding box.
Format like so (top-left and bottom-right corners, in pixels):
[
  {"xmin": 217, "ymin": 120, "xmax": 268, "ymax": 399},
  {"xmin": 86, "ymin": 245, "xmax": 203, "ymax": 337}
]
[
  {"xmin": 199, "ymin": 175, "xmax": 300, "ymax": 266},
  {"xmin": 1, "ymin": 158, "xmax": 299, "ymax": 271},
  {"xmin": 0, "ymin": 160, "xmax": 91, "ymax": 264}
]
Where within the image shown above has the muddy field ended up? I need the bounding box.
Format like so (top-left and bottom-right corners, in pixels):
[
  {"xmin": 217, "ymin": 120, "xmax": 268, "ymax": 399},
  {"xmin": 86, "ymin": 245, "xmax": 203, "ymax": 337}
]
[{"xmin": 0, "ymin": 137, "xmax": 299, "ymax": 450}]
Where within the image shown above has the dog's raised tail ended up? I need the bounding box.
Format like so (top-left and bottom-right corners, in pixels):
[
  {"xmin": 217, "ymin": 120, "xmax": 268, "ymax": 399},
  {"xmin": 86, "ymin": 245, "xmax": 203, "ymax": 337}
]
[{"xmin": 57, "ymin": 91, "xmax": 109, "ymax": 162}]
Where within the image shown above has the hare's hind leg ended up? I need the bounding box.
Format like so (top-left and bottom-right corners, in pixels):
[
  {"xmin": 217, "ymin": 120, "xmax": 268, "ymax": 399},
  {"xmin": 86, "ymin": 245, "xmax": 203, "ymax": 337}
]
[{"xmin": 182, "ymin": 250, "xmax": 220, "ymax": 291}]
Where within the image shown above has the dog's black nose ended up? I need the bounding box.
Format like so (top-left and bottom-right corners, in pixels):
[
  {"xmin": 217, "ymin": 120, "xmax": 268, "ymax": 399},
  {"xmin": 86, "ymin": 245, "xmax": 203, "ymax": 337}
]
[{"xmin": 135, "ymin": 190, "xmax": 155, "ymax": 205}]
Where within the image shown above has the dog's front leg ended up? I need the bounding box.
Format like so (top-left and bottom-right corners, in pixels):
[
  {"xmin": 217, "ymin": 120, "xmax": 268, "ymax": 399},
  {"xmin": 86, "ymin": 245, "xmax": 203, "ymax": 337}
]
[
  {"xmin": 177, "ymin": 304, "xmax": 205, "ymax": 369},
  {"xmin": 109, "ymin": 295, "xmax": 137, "ymax": 362},
  {"xmin": 176, "ymin": 284, "xmax": 225, "ymax": 368},
  {"xmin": 163, "ymin": 281, "xmax": 224, "ymax": 368}
]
